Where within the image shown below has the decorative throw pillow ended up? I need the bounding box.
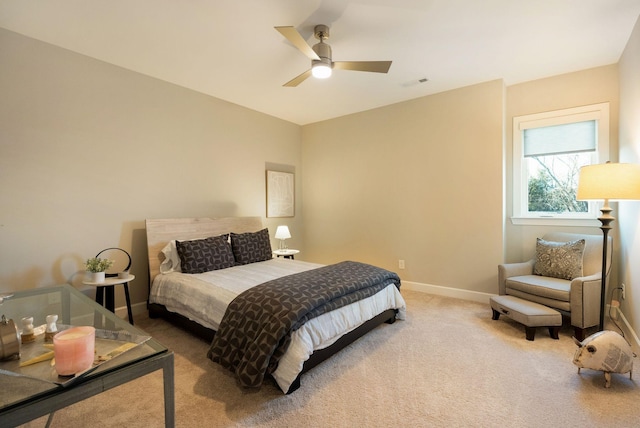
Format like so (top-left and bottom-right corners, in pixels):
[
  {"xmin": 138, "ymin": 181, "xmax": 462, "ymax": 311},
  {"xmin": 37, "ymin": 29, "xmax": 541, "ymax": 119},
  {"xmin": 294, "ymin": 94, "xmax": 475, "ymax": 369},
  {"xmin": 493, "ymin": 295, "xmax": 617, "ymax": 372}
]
[
  {"xmin": 175, "ymin": 235, "xmax": 235, "ymax": 274},
  {"xmin": 159, "ymin": 240, "xmax": 182, "ymax": 274},
  {"xmin": 534, "ymin": 238, "xmax": 585, "ymax": 280},
  {"xmin": 230, "ymin": 228, "xmax": 272, "ymax": 265}
]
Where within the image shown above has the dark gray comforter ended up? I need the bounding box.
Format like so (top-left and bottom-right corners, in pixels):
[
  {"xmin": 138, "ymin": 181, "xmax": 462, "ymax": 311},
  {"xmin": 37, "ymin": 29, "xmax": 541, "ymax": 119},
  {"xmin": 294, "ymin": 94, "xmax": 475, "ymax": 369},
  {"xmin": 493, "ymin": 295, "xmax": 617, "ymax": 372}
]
[{"xmin": 206, "ymin": 260, "xmax": 401, "ymax": 389}]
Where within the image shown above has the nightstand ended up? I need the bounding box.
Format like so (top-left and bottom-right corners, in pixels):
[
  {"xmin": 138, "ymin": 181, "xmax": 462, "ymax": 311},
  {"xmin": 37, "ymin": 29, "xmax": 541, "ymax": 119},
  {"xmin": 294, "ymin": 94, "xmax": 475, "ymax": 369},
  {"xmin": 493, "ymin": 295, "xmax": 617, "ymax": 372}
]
[
  {"xmin": 82, "ymin": 275, "xmax": 135, "ymax": 325},
  {"xmin": 273, "ymin": 249, "xmax": 299, "ymax": 259}
]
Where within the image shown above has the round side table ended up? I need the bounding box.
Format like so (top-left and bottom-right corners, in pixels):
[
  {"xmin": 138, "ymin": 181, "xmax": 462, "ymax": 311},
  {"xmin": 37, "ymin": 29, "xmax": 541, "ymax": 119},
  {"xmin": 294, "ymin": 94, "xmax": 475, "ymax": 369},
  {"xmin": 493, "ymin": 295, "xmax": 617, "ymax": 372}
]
[
  {"xmin": 83, "ymin": 275, "xmax": 135, "ymax": 324},
  {"xmin": 273, "ymin": 249, "xmax": 299, "ymax": 259}
]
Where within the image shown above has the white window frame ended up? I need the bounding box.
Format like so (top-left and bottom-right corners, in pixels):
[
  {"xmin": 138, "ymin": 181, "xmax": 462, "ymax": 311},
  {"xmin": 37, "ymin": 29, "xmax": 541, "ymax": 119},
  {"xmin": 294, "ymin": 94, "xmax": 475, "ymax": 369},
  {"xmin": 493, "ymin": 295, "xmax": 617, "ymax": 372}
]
[{"xmin": 512, "ymin": 103, "xmax": 609, "ymax": 226}]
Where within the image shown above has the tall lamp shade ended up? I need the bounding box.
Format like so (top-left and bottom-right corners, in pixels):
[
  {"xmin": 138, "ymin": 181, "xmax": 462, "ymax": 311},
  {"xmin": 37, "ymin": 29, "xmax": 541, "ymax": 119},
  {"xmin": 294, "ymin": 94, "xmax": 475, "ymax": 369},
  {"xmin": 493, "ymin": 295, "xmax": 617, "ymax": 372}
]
[
  {"xmin": 577, "ymin": 163, "xmax": 640, "ymax": 201},
  {"xmin": 577, "ymin": 162, "xmax": 640, "ymax": 331}
]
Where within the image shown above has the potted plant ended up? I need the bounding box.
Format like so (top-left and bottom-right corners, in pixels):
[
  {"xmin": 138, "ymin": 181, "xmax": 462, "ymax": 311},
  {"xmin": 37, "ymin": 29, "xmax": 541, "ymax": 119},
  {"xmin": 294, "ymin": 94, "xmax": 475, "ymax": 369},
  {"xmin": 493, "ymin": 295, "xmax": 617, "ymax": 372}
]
[{"xmin": 84, "ymin": 257, "xmax": 113, "ymax": 283}]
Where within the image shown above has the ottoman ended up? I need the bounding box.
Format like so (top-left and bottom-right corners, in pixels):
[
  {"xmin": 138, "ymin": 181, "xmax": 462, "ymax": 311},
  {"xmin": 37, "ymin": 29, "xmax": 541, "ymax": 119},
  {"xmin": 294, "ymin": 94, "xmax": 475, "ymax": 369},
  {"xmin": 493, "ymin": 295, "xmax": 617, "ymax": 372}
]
[{"xmin": 490, "ymin": 295, "xmax": 562, "ymax": 341}]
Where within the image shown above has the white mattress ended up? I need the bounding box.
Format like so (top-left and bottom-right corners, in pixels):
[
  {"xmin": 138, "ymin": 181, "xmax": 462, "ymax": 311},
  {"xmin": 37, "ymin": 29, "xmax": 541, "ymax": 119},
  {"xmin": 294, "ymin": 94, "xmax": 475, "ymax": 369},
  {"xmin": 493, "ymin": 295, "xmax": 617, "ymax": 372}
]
[{"xmin": 149, "ymin": 258, "xmax": 406, "ymax": 392}]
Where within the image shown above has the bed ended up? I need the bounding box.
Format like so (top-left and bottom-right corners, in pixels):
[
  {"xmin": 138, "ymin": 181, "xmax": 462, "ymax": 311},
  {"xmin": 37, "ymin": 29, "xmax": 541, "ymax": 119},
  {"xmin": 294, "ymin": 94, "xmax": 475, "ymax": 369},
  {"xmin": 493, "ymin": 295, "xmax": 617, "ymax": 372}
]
[{"xmin": 145, "ymin": 217, "xmax": 406, "ymax": 393}]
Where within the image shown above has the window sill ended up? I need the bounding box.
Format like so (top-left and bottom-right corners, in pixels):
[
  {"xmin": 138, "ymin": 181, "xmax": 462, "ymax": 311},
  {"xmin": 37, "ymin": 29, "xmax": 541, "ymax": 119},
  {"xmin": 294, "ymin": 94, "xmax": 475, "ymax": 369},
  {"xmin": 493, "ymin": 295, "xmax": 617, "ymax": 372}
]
[{"xmin": 510, "ymin": 217, "xmax": 601, "ymax": 227}]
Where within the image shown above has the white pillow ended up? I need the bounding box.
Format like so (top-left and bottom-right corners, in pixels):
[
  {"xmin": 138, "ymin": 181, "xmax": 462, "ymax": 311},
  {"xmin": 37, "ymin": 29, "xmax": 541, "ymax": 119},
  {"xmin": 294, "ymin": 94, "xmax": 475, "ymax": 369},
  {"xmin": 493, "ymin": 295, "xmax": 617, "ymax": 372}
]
[{"xmin": 159, "ymin": 240, "xmax": 182, "ymax": 273}]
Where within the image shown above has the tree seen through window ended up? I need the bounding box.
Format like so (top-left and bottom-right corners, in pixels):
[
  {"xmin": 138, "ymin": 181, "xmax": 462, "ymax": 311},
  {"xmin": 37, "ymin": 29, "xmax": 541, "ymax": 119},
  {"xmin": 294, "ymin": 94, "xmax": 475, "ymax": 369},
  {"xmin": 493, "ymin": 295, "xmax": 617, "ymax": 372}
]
[{"xmin": 527, "ymin": 153, "xmax": 589, "ymax": 213}]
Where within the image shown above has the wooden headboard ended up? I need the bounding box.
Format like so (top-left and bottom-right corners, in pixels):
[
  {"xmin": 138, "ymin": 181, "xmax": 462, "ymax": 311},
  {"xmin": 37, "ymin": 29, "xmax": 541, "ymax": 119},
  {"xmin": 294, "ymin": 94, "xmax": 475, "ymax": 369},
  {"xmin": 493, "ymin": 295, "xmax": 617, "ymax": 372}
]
[{"xmin": 145, "ymin": 217, "xmax": 264, "ymax": 283}]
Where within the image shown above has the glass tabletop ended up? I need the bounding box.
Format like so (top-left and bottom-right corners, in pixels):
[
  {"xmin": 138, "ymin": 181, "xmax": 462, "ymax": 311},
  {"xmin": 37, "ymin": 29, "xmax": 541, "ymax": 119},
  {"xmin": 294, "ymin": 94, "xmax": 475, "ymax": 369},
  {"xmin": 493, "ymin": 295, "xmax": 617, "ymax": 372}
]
[{"xmin": 0, "ymin": 284, "xmax": 168, "ymax": 412}]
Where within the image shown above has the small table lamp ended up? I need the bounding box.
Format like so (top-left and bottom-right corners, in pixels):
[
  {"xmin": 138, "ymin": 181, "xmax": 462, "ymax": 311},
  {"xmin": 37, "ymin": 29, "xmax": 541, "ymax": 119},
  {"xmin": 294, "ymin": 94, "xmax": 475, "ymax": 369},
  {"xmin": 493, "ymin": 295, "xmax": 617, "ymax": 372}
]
[
  {"xmin": 275, "ymin": 225, "xmax": 291, "ymax": 250},
  {"xmin": 577, "ymin": 162, "xmax": 640, "ymax": 331}
]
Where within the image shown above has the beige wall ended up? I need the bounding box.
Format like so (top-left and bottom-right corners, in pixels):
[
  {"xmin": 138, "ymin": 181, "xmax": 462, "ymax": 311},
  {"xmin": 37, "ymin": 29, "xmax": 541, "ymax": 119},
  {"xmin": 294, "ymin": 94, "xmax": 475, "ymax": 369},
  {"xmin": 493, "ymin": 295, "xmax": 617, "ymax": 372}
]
[
  {"xmin": 301, "ymin": 80, "xmax": 505, "ymax": 295},
  {"xmin": 2, "ymin": 21, "xmax": 637, "ymax": 334},
  {"xmin": 618, "ymin": 15, "xmax": 640, "ymax": 337},
  {"xmin": 504, "ymin": 65, "xmax": 620, "ymax": 264},
  {"xmin": 0, "ymin": 29, "xmax": 303, "ymax": 310}
]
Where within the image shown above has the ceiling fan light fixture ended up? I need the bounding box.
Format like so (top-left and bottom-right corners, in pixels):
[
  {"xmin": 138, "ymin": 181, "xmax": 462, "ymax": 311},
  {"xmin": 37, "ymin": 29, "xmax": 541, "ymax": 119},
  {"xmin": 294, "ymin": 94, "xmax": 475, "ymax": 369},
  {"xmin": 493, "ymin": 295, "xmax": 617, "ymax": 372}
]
[
  {"xmin": 312, "ymin": 60, "xmax": 332, "ymax": 79},
  {"xmin": 275, "ymin": 24, "xmax": 391, "ymax": 87}
]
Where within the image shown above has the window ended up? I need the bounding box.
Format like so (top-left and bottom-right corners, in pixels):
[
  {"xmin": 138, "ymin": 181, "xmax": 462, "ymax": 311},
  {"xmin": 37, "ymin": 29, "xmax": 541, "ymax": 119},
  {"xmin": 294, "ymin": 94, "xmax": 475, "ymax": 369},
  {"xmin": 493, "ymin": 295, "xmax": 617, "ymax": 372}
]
[{"xmin": 512, "ymin": 103, "xmax": 609, "ymax": 225}]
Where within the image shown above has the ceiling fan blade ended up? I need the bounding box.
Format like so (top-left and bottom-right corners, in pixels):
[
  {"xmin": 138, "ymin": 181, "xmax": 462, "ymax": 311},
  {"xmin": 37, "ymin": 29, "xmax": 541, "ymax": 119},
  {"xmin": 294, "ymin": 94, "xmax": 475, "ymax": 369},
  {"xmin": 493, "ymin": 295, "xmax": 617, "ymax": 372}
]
[
  {"xmin": 333, "ymin": 61, "xmax": 392, "ymax": 73},
  {"xmin": 275, "ymin": 26, "xmax": 320, "ymax": 60},
  {"xmin": 283, "ymin": 69, "xmax": 312, "ymax": 87}
]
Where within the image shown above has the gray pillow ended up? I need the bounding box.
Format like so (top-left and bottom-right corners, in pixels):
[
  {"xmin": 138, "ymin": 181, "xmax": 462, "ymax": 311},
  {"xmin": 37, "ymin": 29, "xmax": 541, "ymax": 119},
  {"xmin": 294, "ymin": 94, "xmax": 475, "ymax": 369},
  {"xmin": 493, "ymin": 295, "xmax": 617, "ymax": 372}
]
[
  {"xmin": 175, "ymin": 235, "xmax": 235, "ymax": 274},
  {"xmin": 534, "ymin": 238, "xmax": 585, "ymax": 280},
  {"xmin": 230, "ymin": 228, "xmax": 272, "ymax": 265}
]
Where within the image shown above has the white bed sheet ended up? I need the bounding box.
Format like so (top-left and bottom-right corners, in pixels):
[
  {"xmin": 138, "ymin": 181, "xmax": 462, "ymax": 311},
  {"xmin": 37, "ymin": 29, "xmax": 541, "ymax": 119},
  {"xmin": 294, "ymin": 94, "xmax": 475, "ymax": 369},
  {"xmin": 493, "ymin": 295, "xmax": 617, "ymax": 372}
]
[
  {"xmin": 149, "ymin": 258, "xmax": 406, "ymax": 392},
  {"xmin": 150, "ymin": 258, "xmax": 324, "ymax": 330}
]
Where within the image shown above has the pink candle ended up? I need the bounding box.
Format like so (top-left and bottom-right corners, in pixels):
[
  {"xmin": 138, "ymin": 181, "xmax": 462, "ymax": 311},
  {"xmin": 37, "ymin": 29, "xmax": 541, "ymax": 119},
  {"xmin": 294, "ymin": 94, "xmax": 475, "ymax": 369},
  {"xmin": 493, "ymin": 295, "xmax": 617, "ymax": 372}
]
[{"xmin": 53, "ymin": 326, "xmax": 95, "ymax": 376}]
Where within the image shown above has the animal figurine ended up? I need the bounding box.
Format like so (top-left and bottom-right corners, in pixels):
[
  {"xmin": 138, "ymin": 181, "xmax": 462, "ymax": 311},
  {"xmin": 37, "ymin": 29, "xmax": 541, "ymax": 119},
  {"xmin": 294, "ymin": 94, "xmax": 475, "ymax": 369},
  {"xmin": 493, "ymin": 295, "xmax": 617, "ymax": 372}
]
[
  {"xmin": 573, "ymin": 330, "xmax": 636, "ymax": 388},
  {"xmin": 20, "ymin": 316, "xmax": 35, "ymax": 344},
  {"xmin": 44, "ymin": 314, "xmax": 58, "ymax": 342}
]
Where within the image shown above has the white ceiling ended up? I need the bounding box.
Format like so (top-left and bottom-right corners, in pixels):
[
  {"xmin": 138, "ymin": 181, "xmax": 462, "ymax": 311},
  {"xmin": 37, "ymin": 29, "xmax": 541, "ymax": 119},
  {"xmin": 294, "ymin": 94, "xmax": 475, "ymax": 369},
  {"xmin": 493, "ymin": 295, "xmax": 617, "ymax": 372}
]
[{"xmin": 1, "ymin": 0, "xmax": 639, "ymax": 125}]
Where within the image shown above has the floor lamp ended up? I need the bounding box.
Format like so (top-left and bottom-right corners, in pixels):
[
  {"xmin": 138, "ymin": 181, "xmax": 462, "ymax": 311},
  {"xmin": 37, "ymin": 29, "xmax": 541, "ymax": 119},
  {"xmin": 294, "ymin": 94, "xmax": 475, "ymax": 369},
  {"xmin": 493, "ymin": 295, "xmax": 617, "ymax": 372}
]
[{"xmin": 577, "ymin": 162, "xmax": 640, "ymax": 331}]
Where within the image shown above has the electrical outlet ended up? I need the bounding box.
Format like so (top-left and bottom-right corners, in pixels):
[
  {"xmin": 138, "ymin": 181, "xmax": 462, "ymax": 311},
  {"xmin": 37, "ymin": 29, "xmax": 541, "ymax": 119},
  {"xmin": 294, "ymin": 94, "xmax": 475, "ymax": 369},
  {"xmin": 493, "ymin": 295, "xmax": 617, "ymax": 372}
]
[
  {"xmin": 398, "ymin": 260, "xmax": 405, "ymax": 269},
  {"xmin": 621, "ymin": 283, "xmax": 626, "ymax": 300}
]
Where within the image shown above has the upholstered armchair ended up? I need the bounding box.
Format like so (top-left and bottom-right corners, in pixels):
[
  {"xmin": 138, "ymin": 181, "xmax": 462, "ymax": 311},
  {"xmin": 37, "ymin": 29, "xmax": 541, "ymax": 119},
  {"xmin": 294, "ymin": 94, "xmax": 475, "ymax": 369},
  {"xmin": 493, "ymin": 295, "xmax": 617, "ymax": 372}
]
[{"xmin": 498, "ymin": 232, "xmax": 611, "ymax": 341}]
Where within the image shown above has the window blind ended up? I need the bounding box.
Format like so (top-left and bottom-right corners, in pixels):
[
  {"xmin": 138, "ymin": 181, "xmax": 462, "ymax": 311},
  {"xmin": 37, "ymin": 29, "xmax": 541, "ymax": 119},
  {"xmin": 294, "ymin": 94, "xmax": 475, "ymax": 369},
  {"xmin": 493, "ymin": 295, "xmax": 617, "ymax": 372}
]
[{"xmin": 523, "ymin": 120, "xmax": 596, "ymax": 157}]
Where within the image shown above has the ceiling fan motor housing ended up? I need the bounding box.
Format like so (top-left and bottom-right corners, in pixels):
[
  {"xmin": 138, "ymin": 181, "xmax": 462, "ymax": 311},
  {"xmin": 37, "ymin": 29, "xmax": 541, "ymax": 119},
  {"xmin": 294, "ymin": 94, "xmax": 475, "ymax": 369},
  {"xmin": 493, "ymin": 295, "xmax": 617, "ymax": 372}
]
[{"xmin": 312, "ymin": 42, "xmax": 332, "ymax": 66}]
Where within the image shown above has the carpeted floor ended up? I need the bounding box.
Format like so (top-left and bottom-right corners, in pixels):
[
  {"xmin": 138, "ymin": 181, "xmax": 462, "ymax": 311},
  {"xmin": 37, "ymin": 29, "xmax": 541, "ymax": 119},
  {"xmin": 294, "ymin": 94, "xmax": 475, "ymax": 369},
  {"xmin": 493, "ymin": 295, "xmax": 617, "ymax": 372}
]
[{"xmin": 23, "ymin": 290, "xmax": 639, "ymax": 427}]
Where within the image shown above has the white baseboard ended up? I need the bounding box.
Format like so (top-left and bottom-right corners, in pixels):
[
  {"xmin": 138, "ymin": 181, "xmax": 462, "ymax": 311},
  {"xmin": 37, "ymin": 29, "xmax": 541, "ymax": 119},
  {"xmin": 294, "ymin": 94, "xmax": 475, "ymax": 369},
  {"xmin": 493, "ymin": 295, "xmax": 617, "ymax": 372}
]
[
  {"xmin": 607, "ymin": 304, "xmax": 640, "ymax": 352},
  {"xmin": 401, "ymin": 281, "xmax": 494, "ymax": 304},
  {"xmin": 404, "ymin": 281, "xmax": 640, "ymax": 351},
  {"xmin": 113, "ymin": 285, "xmax": 640, "ymax": 352},
  {"xmin": 114, "ymin": 301, "xmax": 148, "ymax": 322}
]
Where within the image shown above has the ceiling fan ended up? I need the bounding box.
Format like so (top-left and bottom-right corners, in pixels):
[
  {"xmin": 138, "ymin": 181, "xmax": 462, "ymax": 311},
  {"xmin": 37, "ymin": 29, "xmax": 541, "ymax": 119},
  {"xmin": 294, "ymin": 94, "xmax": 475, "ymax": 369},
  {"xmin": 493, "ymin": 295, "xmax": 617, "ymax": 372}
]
[{"xmin": 275, "ymin": 24, "xmax": 392, "ymax": 87}]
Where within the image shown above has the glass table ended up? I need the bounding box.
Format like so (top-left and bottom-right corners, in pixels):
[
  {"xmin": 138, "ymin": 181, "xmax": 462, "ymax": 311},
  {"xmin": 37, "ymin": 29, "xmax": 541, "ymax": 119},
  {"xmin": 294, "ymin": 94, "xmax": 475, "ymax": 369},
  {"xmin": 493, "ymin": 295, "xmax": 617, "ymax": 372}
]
[{"xmin": 0, "ymin": 284, "xmax": 174, "ymax": 427}]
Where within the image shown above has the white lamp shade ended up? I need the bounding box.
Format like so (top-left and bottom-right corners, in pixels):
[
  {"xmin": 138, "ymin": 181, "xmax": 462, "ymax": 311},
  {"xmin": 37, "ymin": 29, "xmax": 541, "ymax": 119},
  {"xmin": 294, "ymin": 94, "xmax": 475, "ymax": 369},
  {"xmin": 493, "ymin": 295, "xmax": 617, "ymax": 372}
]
[
  {"xmin": 275, "ymin": 225, "xmax": 291, "ymax": 240},
  {"xmin": 577, "ymin": 162, "xmax": 640, "ymax": 201}
]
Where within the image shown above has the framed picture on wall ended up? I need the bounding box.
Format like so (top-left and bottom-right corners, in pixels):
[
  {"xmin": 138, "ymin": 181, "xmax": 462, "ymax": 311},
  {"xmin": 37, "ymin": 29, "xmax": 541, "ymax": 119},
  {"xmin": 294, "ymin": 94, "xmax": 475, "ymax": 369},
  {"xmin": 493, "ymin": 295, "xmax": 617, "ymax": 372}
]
[{"xmin": 266, "ymin": 170, "xmax": 295, "ymax": 217}]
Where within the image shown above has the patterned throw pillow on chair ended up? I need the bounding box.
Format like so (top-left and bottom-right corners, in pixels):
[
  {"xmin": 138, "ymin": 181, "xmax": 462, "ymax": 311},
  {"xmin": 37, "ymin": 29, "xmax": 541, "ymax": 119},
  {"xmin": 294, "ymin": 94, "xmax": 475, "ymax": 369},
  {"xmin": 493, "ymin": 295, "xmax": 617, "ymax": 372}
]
[
  {"xmin": 534, "ymin": 238, "xmax": 585, "ymax": 280},
  {"xmin": 175, "ymin": 235, "xmax": 235, "ymax": 274}
]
